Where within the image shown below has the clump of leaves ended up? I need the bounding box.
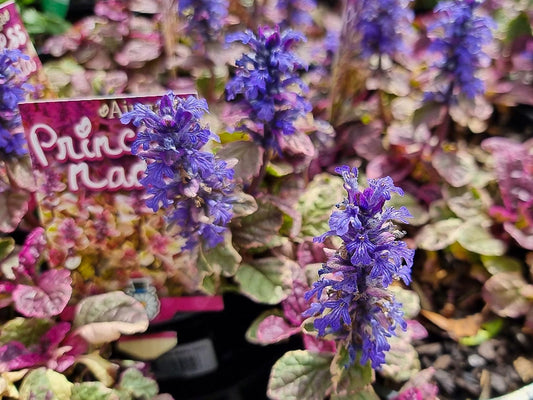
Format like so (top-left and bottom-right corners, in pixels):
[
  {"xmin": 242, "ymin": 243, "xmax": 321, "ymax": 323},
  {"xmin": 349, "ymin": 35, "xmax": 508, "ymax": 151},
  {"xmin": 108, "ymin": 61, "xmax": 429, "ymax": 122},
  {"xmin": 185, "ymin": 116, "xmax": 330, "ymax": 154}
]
[{"xmin": 0, "ymin": 228, "xmax": 173, "ymax": 399}]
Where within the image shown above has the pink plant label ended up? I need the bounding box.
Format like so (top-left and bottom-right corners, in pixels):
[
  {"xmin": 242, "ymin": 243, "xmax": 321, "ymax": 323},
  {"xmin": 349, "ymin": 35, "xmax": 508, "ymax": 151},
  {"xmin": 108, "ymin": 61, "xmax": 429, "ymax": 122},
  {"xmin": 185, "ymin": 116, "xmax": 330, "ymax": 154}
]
[
  {"xmin": 19, "ymin": 96, "xmax": 160, "ymax": 192},
  {"xmin": 19, "ymin": 94, "xmax": 223, "ymax": 321},
  {"xmin": 0, "ymin": 0, "xmax": 41, "ymax": 80}
]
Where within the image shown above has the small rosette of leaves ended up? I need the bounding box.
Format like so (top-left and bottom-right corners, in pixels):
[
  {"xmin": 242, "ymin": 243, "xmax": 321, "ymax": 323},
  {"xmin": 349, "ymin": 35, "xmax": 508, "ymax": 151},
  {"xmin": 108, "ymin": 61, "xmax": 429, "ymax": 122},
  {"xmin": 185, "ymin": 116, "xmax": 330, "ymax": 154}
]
[
  {"xmin": 121, "ymin": 92, "xmax": 235, "ymax": 250},
  {"xmin": 304, "ymin": 166, "xmax": 414, "ymax": 369}
]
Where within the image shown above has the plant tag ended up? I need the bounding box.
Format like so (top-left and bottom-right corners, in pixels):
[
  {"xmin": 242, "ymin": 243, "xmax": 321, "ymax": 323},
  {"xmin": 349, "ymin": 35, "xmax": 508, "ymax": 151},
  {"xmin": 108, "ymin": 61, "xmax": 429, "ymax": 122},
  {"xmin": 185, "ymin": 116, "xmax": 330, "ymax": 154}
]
[
  {"xmin": 0, "ymin": 1, "xmax": 47, "ymax": 90},
  {"xmin": 153, "ymin": 338, "xmax": 218, "ymax": 379},
  {"xmin": 19, "ymin": 94, "xmax": 223, "ymax": 324}
]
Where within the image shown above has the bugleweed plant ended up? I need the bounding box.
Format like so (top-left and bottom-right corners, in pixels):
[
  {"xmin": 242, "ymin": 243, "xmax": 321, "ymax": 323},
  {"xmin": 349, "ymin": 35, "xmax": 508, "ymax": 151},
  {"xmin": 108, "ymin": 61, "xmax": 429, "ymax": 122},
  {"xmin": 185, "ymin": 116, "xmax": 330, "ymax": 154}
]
[
  {"xmin": 266, "ymin": 166, "xmax": 415, "ymax": 399},
  {"xmin": 121, "ymin": 92, "xmax": 235, "ymax": 250}
]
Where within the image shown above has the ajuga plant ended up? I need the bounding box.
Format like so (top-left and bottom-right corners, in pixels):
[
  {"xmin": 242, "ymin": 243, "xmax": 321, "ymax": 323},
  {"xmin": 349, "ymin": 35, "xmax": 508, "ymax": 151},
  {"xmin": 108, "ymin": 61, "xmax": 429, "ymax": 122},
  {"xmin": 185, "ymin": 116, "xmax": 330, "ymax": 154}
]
[
  {"xmin": 225, "ymin": 25, "xmax": 311, "ymax": 192},
  {"xmin": 304, "ymin": 165, "xmax": 414, "ymax": 368},
  {"xmin": 121, "ymin": 92, "xmax": 235, "ymax": 250},
  {"xmin": 0, "ymin": 49, "xmax": 32, "ymax": 159},
  {"xmin": 275, "ymin": 0, "xmax": 316, "ymax": 28},
  {"xmin": 179, "ymin": 0, "xmax": 229, "ymax": 45},
  {"xmin": 426, "ymin": 0, "xmax": 494, "ymax": 103},
  {"xmin": 329, "ymin": 0, "xmax": 413, "ymax": 124}
]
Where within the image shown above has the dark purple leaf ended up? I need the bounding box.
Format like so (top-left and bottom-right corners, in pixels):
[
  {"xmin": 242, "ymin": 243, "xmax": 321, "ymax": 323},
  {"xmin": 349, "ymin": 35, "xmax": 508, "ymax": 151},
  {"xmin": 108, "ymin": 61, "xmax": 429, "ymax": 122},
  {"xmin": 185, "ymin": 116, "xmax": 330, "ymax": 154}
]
[{"xmin": 366, "ymin": 154, "xmax": 413, "ymax": 182}]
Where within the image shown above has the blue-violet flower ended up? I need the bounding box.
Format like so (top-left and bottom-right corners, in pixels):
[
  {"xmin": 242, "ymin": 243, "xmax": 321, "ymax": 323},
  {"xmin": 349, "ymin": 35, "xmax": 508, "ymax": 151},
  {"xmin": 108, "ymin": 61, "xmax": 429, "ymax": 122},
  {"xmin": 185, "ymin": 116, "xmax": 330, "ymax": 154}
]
[
  {"xmin": 225, "ymin": 25, "xmax": 311, "ymax": 152},
  {"xmin": 121, "ymin": 92, "xmax": 235, "ymax": 250},
  {"xmin": 348, "ymin": 0, "xmax": 414, "ymax": 59},
  {"xmin": 0, "ymin": 49, "xmax": 31, "ymax": 158},
  {"xmin": 276, "ymin": 0, "xmax": 316, "ymax": 27},
  {"xmin": 179, "ymin": 0, "xmax": 228, "ymax": 43},
  {"xmin": 304, "ymin": 166, "xmax": 414, "ymax": 369},
  {"xmin": 426, "ymin": 0, "xmax": 494, "ymax": 101}
]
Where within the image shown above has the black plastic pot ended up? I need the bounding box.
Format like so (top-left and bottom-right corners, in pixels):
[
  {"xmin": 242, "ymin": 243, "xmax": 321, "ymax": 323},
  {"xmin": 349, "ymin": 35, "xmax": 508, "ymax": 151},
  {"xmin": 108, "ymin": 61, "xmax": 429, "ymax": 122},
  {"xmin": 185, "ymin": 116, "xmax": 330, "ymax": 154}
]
[{"xmin": 148, "ymin": 293, "xmax": 302, "ymax": 400}]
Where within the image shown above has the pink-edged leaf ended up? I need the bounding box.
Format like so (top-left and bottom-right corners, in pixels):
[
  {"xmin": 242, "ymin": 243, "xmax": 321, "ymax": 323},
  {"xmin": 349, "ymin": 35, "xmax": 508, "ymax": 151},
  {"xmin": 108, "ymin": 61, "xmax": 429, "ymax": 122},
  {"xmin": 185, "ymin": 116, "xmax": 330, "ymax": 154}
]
[
  {"xmin": 5, "ymin": 157, "xmax": 36, "ymax": 191},
  {"xmin": 405, "ymin": 320, "xmax": 429, "ymax": 341},
  {"xmin": 302, "ymin": 334, "xmax": 336, "ymax": 353},
  {"xmin": 296, "ymin": 241, "xmax": 327, "ymax": 268},
  {"xmin": 256, "ymin": 315, "xmax": 301, "ymax": 344},
  {"xmin": 504, "ymin": 222, "xmax": 533, "ymax": 250},
  {"xmin": 392, "ymin": 368, "xmax": 439, "ymax": 400},
  {"xmin": 114, "ymin": 39, "xmax": 161, "ymax": 67},
  {"xmin": 282, "ymin": 279, "xmax": 309, "ymax": 326},
  {"xmin": 0, "ymin": 341, "xmax": 47, "ymax": 372},
  {"xmin": 0, "ymin": 187, "xmax": 29, "ymax": 233},
  {"xmin": 278, "ymin": 130, "xmax": 315, "ymax": 158},
  {"xmin": 482, "ymin": 272, "xmax": 531, "ymax": 318},
  {"xmin": 12, "ymin": 269, "xmax": 72, "ymax": 318},
  {"xmin": 18, "ymin": 227, "xmax": 47, "ymax": 275},
  {"xmin": 482, "ymin": 137, "xmax": 533, "ymax": 213},
  {"xmin": 43, "ymin": 322, "xmax": 71, "ymax": 349},
  {"xmin": 432, "ymin": 149, "xmax": 478, "ymax": 187}
]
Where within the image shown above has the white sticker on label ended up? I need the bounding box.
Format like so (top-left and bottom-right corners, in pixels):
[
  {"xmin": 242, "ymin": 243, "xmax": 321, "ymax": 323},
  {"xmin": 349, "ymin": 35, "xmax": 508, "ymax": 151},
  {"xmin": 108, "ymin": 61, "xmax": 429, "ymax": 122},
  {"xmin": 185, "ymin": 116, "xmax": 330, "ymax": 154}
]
[{"xmin": 154, "ymin": 338, "xmax": 218, "ymax": 379}]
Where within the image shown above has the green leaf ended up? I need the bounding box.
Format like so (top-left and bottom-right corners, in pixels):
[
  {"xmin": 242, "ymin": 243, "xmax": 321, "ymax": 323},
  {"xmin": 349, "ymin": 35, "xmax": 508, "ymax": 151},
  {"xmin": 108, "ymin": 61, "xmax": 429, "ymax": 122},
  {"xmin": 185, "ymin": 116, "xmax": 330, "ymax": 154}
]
[
  {"xmin": 331, "ymin": 385, "xmax": 380, "ymax": 400},
  {"xmin": 235, "ymin": 257, "xmax": 293, "ymax": 304},
  {"xmin": 0, "ymin": 317, "xmax": 53, "ymax": 347},
  {"xmin": 267, "ymin": 350, "xmax": 333, "ymax": 400},
  {"xmin": 330, "ymin": 345, "xmax": 373, "ymax": 393},
  {"xmin": 459, "ymin": 318, "xmax": 504, "ymax": 346},
  {"xmin": 0, "ymin": 236, "xmax": 15, "ymax": 261},
  {"xmin": 73, "ymin": 291, "xmax": 149, "ymax": 344},
  {"xmin": 414, "ymin": 218, "xmax": 463, "ymax": 251},
  {"xmin": 5, "ymin": 156, "xmax": 36, "ymax": 191},
  {"xmin": 297, "ymin": 174, "xmax": 344, "ymax": 238},
  {"xmin": 266, "ymin": 161, "xmax": 294, "ymax": 177},
  {"xmin": 117, "ymin": 368, "xmax": 159, "ymax": 399},
  {"xmin": 245, "ymin": 309, "xmax": 284, "ymax": 344},
  {"xmin": 71, "ymin": 382, "xmax": 118, "ymax": 400},
  {"xmin": 232, "ymin": 200, "xmax": 284, "ymax": 249},
  {"xmin": 480, "ymin": 255, "xmax": 523, "ymax": 275},
  {"xmin": 505, "ymin": 12, "xmax": 532, "ymax": 43},
  {"xmin": 197, "ymin": 232, "xmax": 242, "ymax": 277},
  {"xmin": 456, "ymin": 224, "xmax": 506, "ymax": 256},
  {"xmin": 19, "ymin": 368, "xmax": 73, "ymax": 400}
]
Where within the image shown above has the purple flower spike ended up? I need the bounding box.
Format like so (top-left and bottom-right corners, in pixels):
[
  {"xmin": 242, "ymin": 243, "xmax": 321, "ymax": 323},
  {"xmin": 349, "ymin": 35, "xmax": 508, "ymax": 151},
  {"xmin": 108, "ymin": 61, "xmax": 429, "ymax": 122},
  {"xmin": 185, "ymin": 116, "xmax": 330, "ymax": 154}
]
[
  {"xmin": 304, "ymin": 166, "xmax": 414, "ymax": 369},
  {"xmin": 225, "ymin": 26, "xmax": 311, "ymax": 153},
  {"xmin": 349, "ymin": 0, "xmax": 414, "ymax": 59},
  {"xmin": 0, "ymin": 49, "xmax": 32, "ymax": 158},
  {"xmin": 426, "ymin": 0, "xmax": 495, "ymax": 102},
  {"xmin": 121, "ymin": 92, "xmax": 235, "ymax": 250},
  {"xmin": 276, "ymin": 0, "xmax": 316, "ymax": 27},
  {"xmin": 179, "ymin": 0, "xmax": 228, "ymax": 43}
]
